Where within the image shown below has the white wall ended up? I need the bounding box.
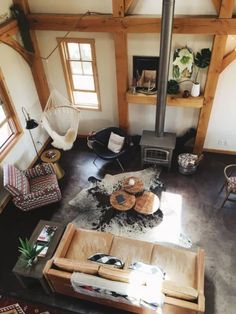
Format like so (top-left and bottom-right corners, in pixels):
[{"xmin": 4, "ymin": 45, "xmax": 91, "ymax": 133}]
[
  {"xmin": 0, "ymin": 0, "xmax": 12, "ymax": 22},
  {"xmin": 132, "ymin": 0, "xmax": 216, "ymax": 15},
  {"xmin": 0, "ymin": 44, "xmax": 48, "ymax": 208},
  {"xmin": 29, "ymin": 0, "xmax": 112, "ymax": 14},
  {"xmin": 204, "ymin": 59, "xmax": 236, "ymax": 151},
  {"xmin": 36, "ymin": 31, "xmax": 118, "ymax": 135}
]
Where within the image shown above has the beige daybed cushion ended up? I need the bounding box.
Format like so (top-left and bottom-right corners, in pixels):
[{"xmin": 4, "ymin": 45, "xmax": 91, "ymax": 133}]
[
  {"xmin": 98, "ymin": 266, "xmax": 198, "ymax": 301},
  {"xmin": 65, "ymin": 228, "xmax": 114, "ymax": 261},
  {"xmin": 53, "ymin": 257, "xmax": 98, "ymax": 275},
  {"xmin": 162, "ymin": 281, "xmax": 198, "ymax": 301}
]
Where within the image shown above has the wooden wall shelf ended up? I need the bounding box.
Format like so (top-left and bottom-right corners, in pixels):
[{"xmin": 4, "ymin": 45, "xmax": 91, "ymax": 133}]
[{"xmin": 126, "ymin": 91, "xmax": 204, "ymax": 108}]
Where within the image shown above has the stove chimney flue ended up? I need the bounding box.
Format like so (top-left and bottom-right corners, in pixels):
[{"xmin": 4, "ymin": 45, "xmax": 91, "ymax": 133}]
[{"xmin": 155, "ymin": 0, "xmax": 175, "ymax": 137}]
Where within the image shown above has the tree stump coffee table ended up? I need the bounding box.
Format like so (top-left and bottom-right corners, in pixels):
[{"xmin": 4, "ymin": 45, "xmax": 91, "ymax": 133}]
[
  {"xmin": 134, "ymin": 191, "xmax": 160, "ymax": 215},
  {"xmin": 110, "ymin": 190, "xmax": 136, "ymax": 211},
  {"xmin": 122, "ymin": 176, "xmax": 144, "ymax": 195}
]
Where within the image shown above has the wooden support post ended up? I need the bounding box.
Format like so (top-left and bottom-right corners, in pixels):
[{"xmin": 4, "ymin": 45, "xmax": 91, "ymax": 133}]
[
  {"xmin": 0, "ymin": 35, "xmax": 32, "ymax": 65},
  {"xmin": 112, "ymin": 0, "xmax": 125, "ymax": 17},
  {"xmin": 113, "ymin": 31, "xmax": 129, "ymax": 131},
  {"xmin": 13, "ymin": 0, "xmax": 50, "ymax": 109},
  {"xmin": 211, "ymin": 0, "xmax": 221, "ymax": 14},
  {"xmin": 112, "ymin": 1, "xmax": 128, "ymax": 131},
  {"xmin": 194, "ymin": 0, "xmax": 234, "ymax": 153},
  {"xmin": 125, "ymin": 0, "xmax": 135, "ymax": 14}
]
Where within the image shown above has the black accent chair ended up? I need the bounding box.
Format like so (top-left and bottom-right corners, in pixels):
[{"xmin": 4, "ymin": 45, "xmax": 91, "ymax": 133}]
[{"xmin": 88, "ymin": 127, "xmax": 129, "ymax": 171}]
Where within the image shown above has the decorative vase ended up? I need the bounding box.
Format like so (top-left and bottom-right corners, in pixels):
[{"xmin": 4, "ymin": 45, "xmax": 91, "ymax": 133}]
[{"xmin": 191, "ymin": 82, "xmax": 200, "ymax": 97}]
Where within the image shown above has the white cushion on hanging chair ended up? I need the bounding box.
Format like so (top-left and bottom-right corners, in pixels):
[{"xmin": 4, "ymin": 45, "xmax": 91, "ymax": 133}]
[{"xmin": 41, "ymin": 97, "xmax": 80, "ymax": 150}]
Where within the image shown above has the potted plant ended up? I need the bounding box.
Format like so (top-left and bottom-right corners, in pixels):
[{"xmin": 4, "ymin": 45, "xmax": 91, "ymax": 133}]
[
  {"xmin": 18, "ymin": 237, "xmax": 47, "ymax": 267},
  {"xmin": 191, "ymin": 48, "xmax": 211, "ymax": 97},
  {"xmin": 167, "ymin": 79, "xmax": 180, "ymax": 94}
]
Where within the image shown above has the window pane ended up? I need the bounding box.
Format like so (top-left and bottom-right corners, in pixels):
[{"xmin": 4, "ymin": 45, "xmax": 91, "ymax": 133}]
[
  {"xmin": 82, "ymin": 62, "xmax": 93, "ymax": 75},
  {"xmin": 0, "ymin": 121, "xmax": 14, "ymax": 148},
  {"xmin": 73, "ymin": 91, "xmax": 98, "ymax": 106},
  {"xmin": 0, "ymin": 104, "xmax": 7, "ymax": 124},
  {"xmin": 70, "ymin": 61, "xmax": 82, "ymax": 74},
  {"xmin": 72, "ymin": 75, "xmax": 95, "ymax": 90},
  {"xmin": 80, "ymin": 44, "xmax": 92, "ymax": 61},
  {"xmin": 67, "ymin": 43, "xmax": 80, "ymax": 60}
]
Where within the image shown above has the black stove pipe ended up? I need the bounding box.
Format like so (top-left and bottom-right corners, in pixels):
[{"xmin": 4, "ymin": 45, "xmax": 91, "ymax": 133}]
[{"xmin": 155, "ymin": 0, "xmax": 175, "ymax": 137}]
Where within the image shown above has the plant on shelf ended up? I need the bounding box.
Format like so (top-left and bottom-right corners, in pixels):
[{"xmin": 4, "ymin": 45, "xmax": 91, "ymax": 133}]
[
  {"xmin": 18, "ymin": 237, "xmax": 47, "ymax": 267},
  {"xmin": 191, "ymin": 48, "xmax": 211, "ymax": 97},
  {"xmin": 167, "ymin": 79, "xmax": 180, "ymax": 94}
]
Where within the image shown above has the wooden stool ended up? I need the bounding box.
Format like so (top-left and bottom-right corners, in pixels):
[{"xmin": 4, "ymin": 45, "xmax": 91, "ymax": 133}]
[
  {"xmin": 110, "ymin": 190, "xmax": 136, "ymax": 211},
  {"xmin": 41, "ymin": 149, "xmax": 65, "ymax": 179},
  {"xmin": 134, "ymin": 191, "xmax": 160, "ymax": 215},
  {"xmin": 122, "ymin": 176, "xmax": 144, "ymax": 195}
]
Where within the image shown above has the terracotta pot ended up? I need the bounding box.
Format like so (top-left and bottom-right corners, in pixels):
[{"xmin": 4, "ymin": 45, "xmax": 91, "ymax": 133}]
[{"xmin": 191, "ymin": 82, "xmax": 200, "ymax": 97}]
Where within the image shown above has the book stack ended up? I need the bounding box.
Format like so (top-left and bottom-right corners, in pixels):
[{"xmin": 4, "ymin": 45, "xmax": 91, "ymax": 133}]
[{"xmin": 36, "ymin": 225, "xmax": 57, "ymax": 257}]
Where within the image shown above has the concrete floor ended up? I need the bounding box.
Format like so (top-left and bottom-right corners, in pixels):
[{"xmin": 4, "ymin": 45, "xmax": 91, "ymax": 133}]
[{"xmin": 0, "ymin": 138, "xmax": 235, "ymax": 314}]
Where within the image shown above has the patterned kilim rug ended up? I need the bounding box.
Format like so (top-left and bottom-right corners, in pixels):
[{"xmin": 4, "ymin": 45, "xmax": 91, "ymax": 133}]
[
  {"xmin": 0, "ymin": 296, "xmax": 65, "ymax": 314},
  {"xmin": 69, "ymin": 168, "xmax": 192, "ymax": 247}
]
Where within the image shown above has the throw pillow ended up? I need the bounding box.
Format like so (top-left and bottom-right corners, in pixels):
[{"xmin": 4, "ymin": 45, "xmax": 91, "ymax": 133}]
[
  {"xmin": 107, "ymin": 132, "xmax": 125, "ymax": 153},
  {"xmin": 88, "ymin": 253, "xmax": 123, "ymax": 268},
  {"xmin": 129, "ymin": 262, "xmax": 165, "ymax": 278}
]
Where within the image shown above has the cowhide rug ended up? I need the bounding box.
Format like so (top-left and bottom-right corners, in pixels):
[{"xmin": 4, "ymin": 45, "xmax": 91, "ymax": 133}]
[{"xmin": 69, "ymin": 168, "xmax": 192, "ymax": 248}]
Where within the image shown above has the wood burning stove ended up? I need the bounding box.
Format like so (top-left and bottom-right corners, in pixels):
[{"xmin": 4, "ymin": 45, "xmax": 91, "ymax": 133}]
[
  {"xmin": 140, "ymin": 0, "xmax": 176, "ymax": 170},
  {"xmin": 140, "ymin": 131, "xmax": 175, "ymax": 170}
]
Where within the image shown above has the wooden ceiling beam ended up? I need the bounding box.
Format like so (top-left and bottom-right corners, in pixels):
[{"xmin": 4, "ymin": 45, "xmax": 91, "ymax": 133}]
[
  {"xmin": 0, "ymin": 34, "xmax": 32, "ymax": 65},
  {"xmin": 211, "ymin": 0, "xmax": 221, "ymax": 15},
  {"xmin": 27, "ymin": 13, "xmax": 236, "ymax": 35},
  {"xmin": 12, "ymin": 0, "xmax": 50, "ymax": 109},
  {"xmin": 0, "ymin": 19, "xmax": 18, "ymax": 37},
  {"xmin": 112, "ymin": 0, "xmax": 125, "ymax": 17},
  {"xmin": 125, "ymin": 0, "xmax": 135, "ymax": 14},
  {"xmin": 221, "ymin": 49, "xmax": 236, "ymax": 73}
]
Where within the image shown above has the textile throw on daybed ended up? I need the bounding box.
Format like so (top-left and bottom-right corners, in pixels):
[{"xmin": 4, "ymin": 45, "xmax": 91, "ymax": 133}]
[{"xmin": 69, "ymin": 168, "xmax": 165, "ymax": 241}]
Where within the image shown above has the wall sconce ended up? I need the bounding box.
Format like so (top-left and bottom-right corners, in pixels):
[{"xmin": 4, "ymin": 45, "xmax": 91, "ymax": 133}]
[{"xmin": 22, "ymin": 107, "xmax": 40, "ymax": 160}]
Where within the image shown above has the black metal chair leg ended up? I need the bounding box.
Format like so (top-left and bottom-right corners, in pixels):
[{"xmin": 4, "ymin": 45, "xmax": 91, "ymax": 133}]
[
  {"xmin": 220, "ymin": 190, "xmax": 231, "ymax": 208},
  {"xmin": 93, "ymin": 156, "xmax": 98, "ymax": 166},
  {"xmin": 116, "ymin": 158, "xmax": 124, "ymax": 172}
]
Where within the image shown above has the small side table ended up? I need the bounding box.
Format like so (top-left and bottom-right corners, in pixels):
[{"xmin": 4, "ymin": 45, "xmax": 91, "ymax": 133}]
[
  {"xmin": 122, "ymin": 176, "xmax": 144, "ymax": 195},
  {"xmin": 13, "ymin": 220, "xmax": 65, "ymax": 294},
  {"xmin": 41, "ymin": 149, "xmax": 65, "ymax": 179},
  {"xmin": 110, "ymin": 190, "xmax": 136, "ymax": 211},
  {"xmin": 134, "ymin": 191, "xmax": 160, "ymax": 215}
]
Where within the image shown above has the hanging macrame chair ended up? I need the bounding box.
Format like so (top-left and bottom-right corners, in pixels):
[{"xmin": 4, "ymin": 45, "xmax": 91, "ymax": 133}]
[{"xmin": 41, "ymin": 90, "xmax": 80, "ymax": 151}]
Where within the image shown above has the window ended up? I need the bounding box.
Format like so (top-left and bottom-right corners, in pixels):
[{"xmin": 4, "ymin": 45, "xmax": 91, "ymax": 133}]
[
  {"xmin": 0, "ymin": 69, "xmax": 21, "ymax": 159},
  {"xmin": 58, "ymin": 38, "xmax": 101, "ymax": 110}
]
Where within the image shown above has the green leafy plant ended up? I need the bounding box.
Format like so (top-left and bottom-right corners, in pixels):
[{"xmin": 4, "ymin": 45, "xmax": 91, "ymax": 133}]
[
  {"xmin": 193, "ymin": 48, "xmax": 211, "ymax": 83},
  {"xmin": 167, "ymin": 79, "xmax": 180, "ymax": 94},
  {"xmin": 18, "ymin": 237, "xmax": 47, "ymax": 267}
]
